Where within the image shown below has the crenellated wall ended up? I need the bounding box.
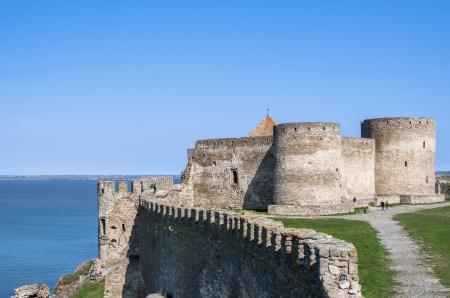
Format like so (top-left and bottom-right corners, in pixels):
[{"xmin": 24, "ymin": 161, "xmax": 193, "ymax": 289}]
[
  {"xmin": 190, "ymin": 136, "xmax": 274, "ymax": 210},
  {"xmin": 97, "ymin": 178, "xmax": 174, "ymax": 298},
  {"xmin": 98, "ymin": 177, "xmax": 174, "ymax": 261},
  {"xmin": 138, "ymin": 199, "xmax": 362, "ymax": 298},
  {"xmin": 94, "ymin": 115, "xmax": 446, "ymax": 297}
]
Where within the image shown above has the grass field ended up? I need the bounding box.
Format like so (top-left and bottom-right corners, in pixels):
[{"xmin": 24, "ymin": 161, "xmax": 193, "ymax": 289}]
[
  {"xmin": 395, "ymin": 206, "xmax": 450, "ymax": 289},
  {"xmin": 70, "ymin": 280, "xmax": 105, "ymax": 298},
  {"xmin": 276, "ymin": 217, "xmax": 396, "ymax": 298}
]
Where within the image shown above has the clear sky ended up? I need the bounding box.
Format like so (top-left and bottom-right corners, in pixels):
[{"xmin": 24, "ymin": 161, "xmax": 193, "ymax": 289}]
[{"xmin": 1, "ymin": 0, "xmax": 449, "ymax": 175}]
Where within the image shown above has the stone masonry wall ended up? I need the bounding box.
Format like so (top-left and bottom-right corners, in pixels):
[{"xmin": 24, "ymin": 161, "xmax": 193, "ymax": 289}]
[
  {"xmin": 361, "ymin": 117, "xmax": 436, "ymax": 196},
  {"xmin": 272, "ymin": 123, "xmax": 342, "ymax": 206},
  {"xmin": 341, "ymin": 137, "xmax": 376, "ymax": 202},
  {"xmin": 98, "ymin": 178, "xmax": 173, "ymax": 261},
  {"xmin": 138, "ymin": 199, "xmax": 362, "ymax": 298},
  {"xmin": 98, "ymin": 178, "xmax": 173, "ymax": 298},
  {"xmin": 98, "ymin": 181, "xmax": 141, "ymax": 261},
  {"xmin": 190, "ymin": 136, "xmax": 274, "ymax": 210}
]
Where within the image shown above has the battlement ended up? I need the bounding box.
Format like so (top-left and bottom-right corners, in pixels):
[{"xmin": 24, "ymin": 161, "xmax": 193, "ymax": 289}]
[
  {"xmin": 361, "ymin": 117, "xmax": 435, "ymax": 136},
  {"xmin": 274, "ymin": 122, "xmax": 341, "ymax": 136},
  {"xmin": 139, "ymin": 199, "xmax": 362, "ymax": 297},
  {"xmin": 97, "ymin": 177, "xmax": 174, "ymax": 195},
  {"xmin": 195, "ymin": 136, "xmax": 272, "ymax": 150}
]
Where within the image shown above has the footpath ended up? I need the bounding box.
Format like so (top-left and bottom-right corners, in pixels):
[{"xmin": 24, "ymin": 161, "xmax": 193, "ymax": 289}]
[{"xmin": 335, "ymin": 202, "xmax": 450, "ymax": 298}]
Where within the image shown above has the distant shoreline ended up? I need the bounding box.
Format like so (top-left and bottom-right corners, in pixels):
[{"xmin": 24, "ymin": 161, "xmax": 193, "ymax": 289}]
[
  {"xmin": 437, "ymin": 171, "xmax": 450, "ymax": 176},
  {"xmin": 1, "ymin": 173, "xmax": 447, "ymax": 181}
]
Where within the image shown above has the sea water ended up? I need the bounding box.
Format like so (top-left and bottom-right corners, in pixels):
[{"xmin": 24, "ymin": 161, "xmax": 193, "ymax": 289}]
[{"xmin": 0, "ymin": 180, "xmax": 98, "ymax": 297}]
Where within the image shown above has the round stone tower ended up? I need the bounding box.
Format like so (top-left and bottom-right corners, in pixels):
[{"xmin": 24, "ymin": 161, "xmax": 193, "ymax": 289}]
[
  {"xmin": 272, "ymin": 122, "xmax": 343, "ymax": 210},
  {"xmin": 361, "ymin": 117, "xmax": 436, "ymax": 195}
]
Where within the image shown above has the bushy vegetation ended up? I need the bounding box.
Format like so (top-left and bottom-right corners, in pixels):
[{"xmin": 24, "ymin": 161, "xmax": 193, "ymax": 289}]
[
  {"xmin": 395, "ymin": 206, "xmax": 450, "ymax": 288},
  {"xmin": 70, "ymin": 279, "xmax": 105, "ymax": 298},
  {"xmin": 275, "ymin": 217, "xmax": 396, "ymax": 298}
]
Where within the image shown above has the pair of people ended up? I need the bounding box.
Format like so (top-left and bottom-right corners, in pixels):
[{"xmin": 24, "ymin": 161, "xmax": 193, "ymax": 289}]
[{"xmin": 380, "ymin": 201, "xmax": 389, "ymax": 211}]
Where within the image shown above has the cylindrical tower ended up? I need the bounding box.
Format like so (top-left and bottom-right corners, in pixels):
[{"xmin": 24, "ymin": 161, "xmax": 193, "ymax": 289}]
[
  {"xmin": 361, "ymin": 117, "xmax": 436, "ymax": 195},
  {"xmin": 272, "ymin": 122, "xmax": 342, "ymax": 206}
]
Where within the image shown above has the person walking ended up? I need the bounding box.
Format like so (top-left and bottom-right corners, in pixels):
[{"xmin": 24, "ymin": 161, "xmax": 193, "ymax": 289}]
[
  {"xmin": 381, "ymin": 201, "xmax": 385, "ymax": 211},
  {"xmin": 386, "ymin": 201, "xmax": 389, "ymax": 210}
]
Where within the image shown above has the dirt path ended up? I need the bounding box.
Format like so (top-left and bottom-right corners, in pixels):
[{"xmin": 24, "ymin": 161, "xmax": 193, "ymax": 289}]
[{"xmin": 334, "ymin": 202, "xmax": 450, "ymax": 298}]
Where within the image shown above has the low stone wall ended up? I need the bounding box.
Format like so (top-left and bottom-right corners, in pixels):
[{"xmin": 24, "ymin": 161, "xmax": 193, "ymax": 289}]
[
  {"xmin": 268, "ymin": 203, "xmax": 354, "ymax": 216},
  {"xmin": 374, "ymin": 194, "xmax": 445, "ymax": 205},
  {"xmin": 436, "ymin": 180, "xmax": 450, "ymax": 199},
  {"xmin": 138, "ymin": 200, "xmax": 362, "ymax": 297},
  {"xmin": 400, "ymin": 194, "xmax": 445, "ymax": 204},
  {"xmin": 374, "ymin": 194, "xmax": 401, "ymax": 206},
  {"xmin": 350, "ymin": 198, "xmax": 375, "ymax": 208}
]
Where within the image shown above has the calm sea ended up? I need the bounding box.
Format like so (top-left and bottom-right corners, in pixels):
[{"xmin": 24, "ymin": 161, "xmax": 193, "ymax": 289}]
[{"xmin": 0, "ymin": 180, "xmax": 98, "ymax": 298}]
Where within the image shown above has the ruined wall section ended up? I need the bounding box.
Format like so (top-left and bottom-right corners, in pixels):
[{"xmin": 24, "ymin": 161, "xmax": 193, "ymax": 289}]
[
  {"xmin": 98, "ymin": 178, "xmax": 174, "ymax": 261},
  {"xmin": 138, "ymin": 199, "xmax": 362, "ymax": 298},
  {"xmin": 98, "ymin": 181, "xmax": 140, "ymax": 262},
  {"xmin": 190, "ymin": 136, "xmax": 274, "ymax": 210},
  {"xmin": 341, "ymin": 137, "xmax": 376, "ymax": 205},
  {"xmin": 98, "ymin": 178, "xmax": 174, "ymax": 298},
  {"xmin": 362, "ymin": 117, "xmax": 436, "ymax": 195},
  {"xmin": 436, "ymin": 175, "xmax": 450, "ymax": 199}
]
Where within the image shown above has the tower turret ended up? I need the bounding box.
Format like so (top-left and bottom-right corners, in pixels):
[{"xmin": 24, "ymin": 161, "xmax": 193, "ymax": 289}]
[
  {"xmin": 269, "ymin": 122, "xmax": 352, "ymax": 215},
  {"xmin": 361, "ymin": 117, "xmax": 436, "ymax": 196}
]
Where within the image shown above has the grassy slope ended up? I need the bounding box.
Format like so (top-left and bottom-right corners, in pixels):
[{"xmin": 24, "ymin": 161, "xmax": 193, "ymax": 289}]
[
  {"xmin": 395, "ymin": 206, "xmax": 450, "ymax": 289},
  {"xmin": 57, "ymin": 261, "xmax": 93, "ymax": 287},
  {"xmin": 70, "ymin": 280, "xmax": 105, "ymax": 298},
  {"xmin": 277, "ymin": 218, "xmax": 396, "ymax": 298}
]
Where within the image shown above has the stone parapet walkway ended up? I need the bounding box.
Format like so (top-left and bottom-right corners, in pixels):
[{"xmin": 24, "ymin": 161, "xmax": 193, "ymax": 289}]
[{"xmin": 334, "ymin": 202, "xmax": 450, "ymax": 298}]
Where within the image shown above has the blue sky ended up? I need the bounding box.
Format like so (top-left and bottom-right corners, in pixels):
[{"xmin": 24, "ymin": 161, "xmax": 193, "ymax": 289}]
[{"xmin": 1, "ymin": 0, "xmax": 449, "ymax": 175}]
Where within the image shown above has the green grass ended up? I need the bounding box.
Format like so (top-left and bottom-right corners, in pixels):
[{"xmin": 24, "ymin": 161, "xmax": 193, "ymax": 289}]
[
  {"xmin": 395, "ymin": 206, "xmax": 450, "ymax": 289},
  {"xmin": 57, "ymin": 260, "xmax": 93, "ymax": 286},
  {"xmin": 276, "ymin": 217, "xmax": 396, "ymax": 298},
  {"xmin": 70, "ymin": 280, "xmax": 105, "ymax": 298},
  {"xmin": 233, "ymin": 208, "xmax": 268, "ymax": 215}
]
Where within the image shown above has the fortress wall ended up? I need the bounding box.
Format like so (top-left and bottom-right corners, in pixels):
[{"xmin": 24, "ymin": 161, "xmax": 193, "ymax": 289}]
[
  {"xmin": 138, "ymin": 199, "xmax": 362, "ymax": 298},
  {"xmin": 98, "ymin": 179, "xmax": 180, "ymax": 298},
  {"xmin": 341, "ymin": 137, "xmax": 376, "ymax": 202},
  {"xmin": 98, "ymin": 181, "xmax": 141, "ymax": 262},
  {"xmin": 98, "ymin": 178, "xmax": 175, "ymax": 262},
  {"xmin": 361, "ymin": 118, "xmax": 436, "ymax": 195},
  {"xmin": 399, "ymin": 194, "xmax": 445, "ymax": 204},
  {"xmin": 272, "ymin": 123, "xmax": 343, "ymax": 207},
  {"xmin": 98, "ymin": 180, "xmax": 144, "ymax": 298},
  {"xmin": 190, "ymin": 136, "xmax": 274, "ymax": 210}
]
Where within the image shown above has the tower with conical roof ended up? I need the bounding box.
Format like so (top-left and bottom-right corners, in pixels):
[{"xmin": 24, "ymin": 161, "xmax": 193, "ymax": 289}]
[{"xmin": 247, "ymin": 115, "xmax": 277, "ymax": 137}]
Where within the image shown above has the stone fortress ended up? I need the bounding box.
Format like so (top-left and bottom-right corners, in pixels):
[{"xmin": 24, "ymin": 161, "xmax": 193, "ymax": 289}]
[
  {"xmin": 96, "ymin": 116, "xmax": 444, "ymax": 298},
  {"xmin": 164, "ymin": 115, "xmax": 443, "ymax": 215}
]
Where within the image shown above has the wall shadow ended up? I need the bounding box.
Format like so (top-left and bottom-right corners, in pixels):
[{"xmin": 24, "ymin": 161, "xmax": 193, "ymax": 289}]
[{"xmin": 121, "ymin": 209, "xmax": 146, "ymax": 298}]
